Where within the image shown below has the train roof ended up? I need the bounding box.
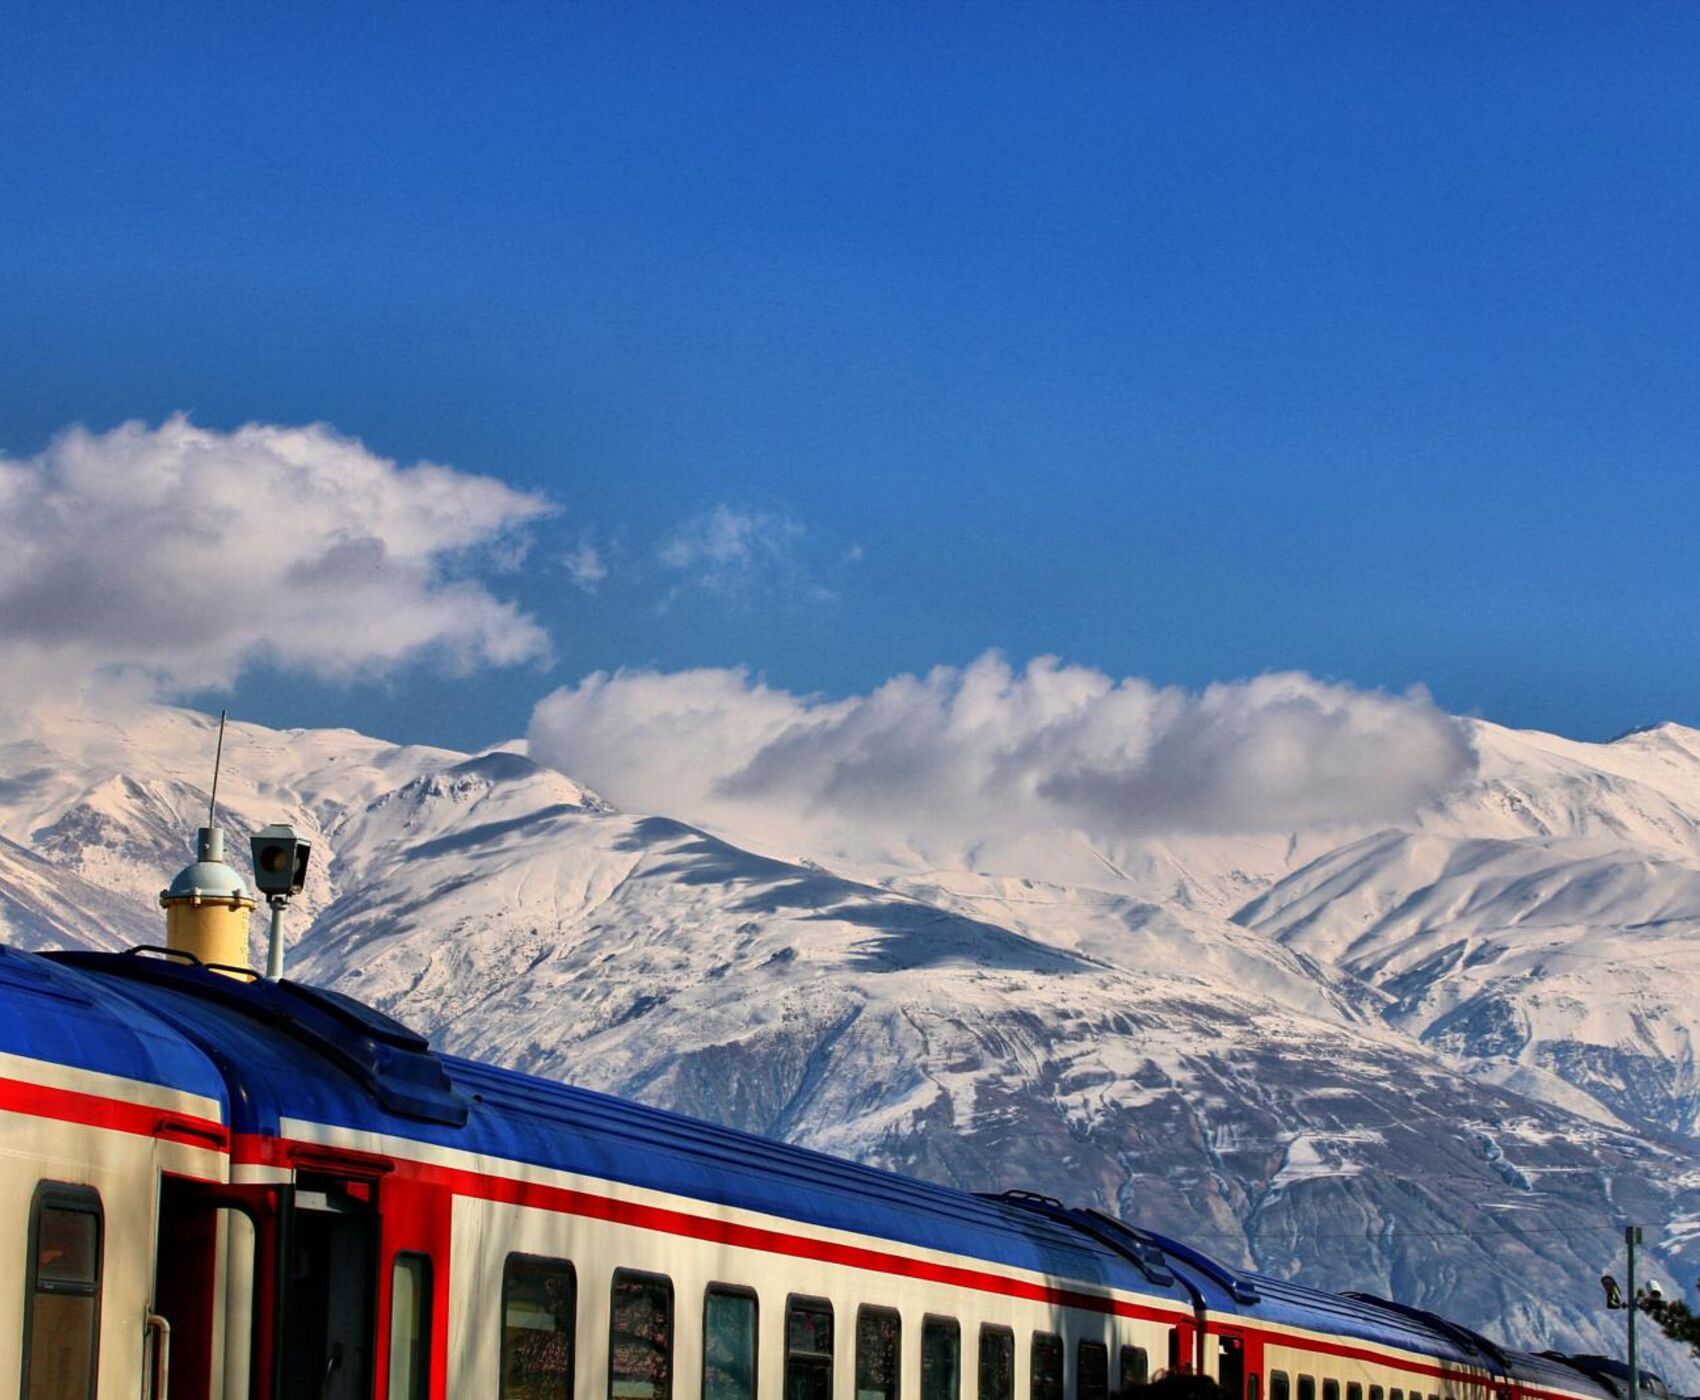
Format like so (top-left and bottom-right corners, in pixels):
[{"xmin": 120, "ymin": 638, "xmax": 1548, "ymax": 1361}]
[
  {"xmin": 1506, "ymin": 1350, "xmax": 1620, "ymax": 1400},
  {"xmin": 40, "ymin": 948, "xmax": 1196, "ymax": 1304},
  {"xmin": 0, "ymin": 944, "xmax": 226, "ymax": 1104}
]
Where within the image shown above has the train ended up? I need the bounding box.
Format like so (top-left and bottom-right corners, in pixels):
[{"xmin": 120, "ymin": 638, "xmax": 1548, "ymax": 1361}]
[{"xmin": 0, "ymin": 812, "xmax": 1669, "ymax": 1400}]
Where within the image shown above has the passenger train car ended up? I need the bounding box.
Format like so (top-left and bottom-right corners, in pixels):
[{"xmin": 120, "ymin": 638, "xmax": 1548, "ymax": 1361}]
[{"xmin": 0, "ymin": 941, "xmax": 1663, "ymax": 1400}]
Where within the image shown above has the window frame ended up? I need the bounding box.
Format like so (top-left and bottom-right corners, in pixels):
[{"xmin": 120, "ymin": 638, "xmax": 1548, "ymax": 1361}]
[
  {"xmin": 979, "ymin": 1326, "xmax": 1016, "ymax": 1400},
  {"xmin": 21, "ymin": 1181, "xmax": 105, "ymax": 1400},
  {"xmin": 854, "ymin": 1304, "xmax": 901, "ymax": 1400},
  {"xmin": 703, "ymin": 1284, "xmax": 760, "ymax": 1400},
  {"xmin": 500, "ymin": 1252, "xmax": 578, "ymax": 1400},
  {"xmin": 1076, "ymin": 1339, "xmax": 1109, "ymax": 1400},
  {"xmin": 922, "ymin": 1315, "xmax": 962, "ymax": 1400},
  {"xmin": 1119, "ymin": 1346, "xmax": 1150, "ymax": 1395},
  {"xmin": 388, "ymin": 1250, "xmax": 434, "ymax": 1400},
  {"xmin": 1030, "ymin": 1332, "xmax": 1064, "ymax": 1400},
  {"xmin": 786, "ymin": 1294, "xmax": 836, "ymax": 1400},
  {"xmin": 608, "ymin": 1268, "xmax": 676, "ymax": 1400}
]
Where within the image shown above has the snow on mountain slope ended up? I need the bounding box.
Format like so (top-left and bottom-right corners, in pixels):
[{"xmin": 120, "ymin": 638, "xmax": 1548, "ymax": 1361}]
[
  {"xmin": 4, "ymin": 700, "xmax": 1700, "ymax": 1379},
  {"xmin": 1237, "ymin": 721, "xmax": 1700, "ymax": 1141}
]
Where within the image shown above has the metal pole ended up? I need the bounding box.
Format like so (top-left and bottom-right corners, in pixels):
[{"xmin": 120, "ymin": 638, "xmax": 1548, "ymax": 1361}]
[
  {"xmin": 265, "ymin": 897, "xmax": 287, "ymax": 981},
  {"xmin": 1626, "ymin": 1224, "xmax": 1641, "ymax": 1400}
]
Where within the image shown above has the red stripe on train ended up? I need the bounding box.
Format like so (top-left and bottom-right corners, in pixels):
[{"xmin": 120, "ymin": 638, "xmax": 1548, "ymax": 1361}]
[{"xmin": 0, "ymin": 1073, "xmax": 227, "ymax": 1149}]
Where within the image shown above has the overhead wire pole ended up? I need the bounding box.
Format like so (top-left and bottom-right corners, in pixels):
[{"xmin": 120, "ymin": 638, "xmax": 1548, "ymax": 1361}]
[{"xmin": 1626, "ymin": 1224, "xmax": 1641, "ymax": 1400}]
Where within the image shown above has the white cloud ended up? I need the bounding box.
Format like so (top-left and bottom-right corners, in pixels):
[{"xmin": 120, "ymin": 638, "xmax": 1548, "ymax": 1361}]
[
  {"xmin": 0, "ymin": 416, "xmax": 551, "ymax": 704},
  {"xmin": 563, "ymin": 538, "xmax": 608, "ymax": 593},
  {"xmin": 657, "ymin": 504, "xmax": 812, "ymax": 602},
  {"xmin": 528, "ymin": 653, "xmax": 1477, "ymax": 854}
]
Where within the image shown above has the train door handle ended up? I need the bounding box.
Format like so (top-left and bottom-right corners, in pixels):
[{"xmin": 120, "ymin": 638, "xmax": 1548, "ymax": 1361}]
[
  {"xmin": 145, "ymin": 1313, "xmax": 171, "ymax": 1400},
  {"xmin": 322, "ymin": 1340, "xmax": 344, "ymax": 1397}
]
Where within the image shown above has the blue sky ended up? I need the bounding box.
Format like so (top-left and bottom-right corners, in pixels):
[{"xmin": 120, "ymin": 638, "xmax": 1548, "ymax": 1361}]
[{"xmin": 2, "ymin": 3, "xmax": 1696, "ymax": 750}]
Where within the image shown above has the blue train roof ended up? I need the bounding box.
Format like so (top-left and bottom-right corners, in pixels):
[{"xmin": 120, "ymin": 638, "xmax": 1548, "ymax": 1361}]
[
  {"xmin": 43, "ymin": 950, "xmax": 1195, "ymax": 1303},
  {"xmin": 1506, "ymin": 1351, "xmax": 1617, "ymax": 1399},
  {"xmin": 0, "ymin": 945, "xmax": 227, "ymax": 1105}
]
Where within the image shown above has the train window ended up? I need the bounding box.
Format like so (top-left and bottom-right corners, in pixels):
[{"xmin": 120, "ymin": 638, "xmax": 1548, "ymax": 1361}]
[
  {"xmin": 1248, "ymin": 1375, "xmax": 1261, "ymax": 1400},
  {"xmin": 857, "ymin": 1307, "xmax": 901, "ymax": 1400},
  {"xmin": 924, "ymin": 1318, "xmax": 962, "ymax": 1400},
  {"xmin": 787, "ymin": 1297, "xmax": 834, "ymax": 1400},
  {"xmin": 1297, "ymin": 1377, "xmax": 1315, "ymax": 1400},
  {"xmin": 705, "ymin": 1288, "xmax": 758, "ymax": 1400},
  {"xmin": 1270, "ymin": 1373, "xmax": 1290, "ymax": 1400},
  {"xmin": 1390, "ymin": 1390, "xmax": 1403, "ymax": 1400},
  {"xmin": 1371, "ymin": 1388, "xmax": 1383, "ymax": 1400},
  {"xmin": 502, "ymin": 1255, "xmax": 577, "ymax": 1400},
  {"xmin": 1323, "ymin": 1382, "xmax": 1339, "ymax": 1400},
  {"xmin": 610, "ymin": 1271, "xmax": 674, "ymax": 1400},
  {"xmin": 981, "ymin": 1327, "xmax": 1015, "ymax": 1400},
  {"xmin": 1348, "ymin": 1385, "xmax": 1362, "ymax": 1400},
  {"xmin": 1031, "ymin": 1333, "xmax": 1064, "ymax": 1400},
  {"xmin": 21, "ymin": 1182, "xmax": 103, "ymax": 1400},
  {"xmin": 388, "ymin": 1253, "xmax": 433, "ymax": 1400},
  {"xmin": 1120, "ymin": 1347, "xmax": 1150, "ymax": 1393},
  {"xmin": 1078, "ymin": 1341, "xmax": 1108, "ymax": 1400}
]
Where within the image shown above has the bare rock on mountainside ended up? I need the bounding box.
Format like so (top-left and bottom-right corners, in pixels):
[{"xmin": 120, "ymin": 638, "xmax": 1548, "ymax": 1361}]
[{"xmin": 5, "ymin": 702, "xmax": 1700, "ymax": 1381}]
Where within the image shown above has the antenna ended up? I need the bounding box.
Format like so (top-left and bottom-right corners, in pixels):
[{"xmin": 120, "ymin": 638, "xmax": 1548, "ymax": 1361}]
[{"xmin": 207, "ymin": 709, "xmax": 228, "ymax": 827}]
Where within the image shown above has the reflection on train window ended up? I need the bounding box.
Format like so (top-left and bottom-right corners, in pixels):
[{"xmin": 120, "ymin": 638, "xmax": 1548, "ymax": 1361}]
[
  {"xmin": 787, "ymin": 1297, "xmax": 834, "ymax": 1400},
  {"xmin": 1032, "ymin": 1333, "xmax": 1064, "ymax": 1400},
  {"xmin": 1270, "ymin": 1373, "xmax": 1290, "ymax": 1400},
  {"xmin": 1297, "ymin": 1375, "xmax": 1316, "ymax": 1400},
  {"xmin": 1120, "ymin": 1347, "xmax": 1150, "ymax": 1394},
  {"xmin": 705, "ymin": 1288, "xmax": 758, "ymax": 1400},
  {"xmin": 388, "ymin": 1253, "xmax": 433, "ymax": 1400},
  {"xmin": 502, "ymin": 1256, "xmax": 576, "ymax": 1400},
  {"xmin": 857, "ymin": 1307, "xmax": 901, "ymax": 1400},
  {"xmin": 923, "ymin": 1318, "xmax": 961, "ymax": 1400},
  {"xmin": 980, "ymin": 1327, "xmax": 1015, "ymax": 1400},
  {"xmin": 22, "ymin": 1183, "xmax": 103, "ymax": 1400},
  {"xmin": 610, "ymin": 1271, "xmax": 674, "ymax": 1400},
  {"xmin": 1323, "ymin": 1381, "xmax": 1340, "ymax": 1400},
  {"xmin": 1078, "ymin": 1341, "xmax": 1108, "ymax": 1400}
]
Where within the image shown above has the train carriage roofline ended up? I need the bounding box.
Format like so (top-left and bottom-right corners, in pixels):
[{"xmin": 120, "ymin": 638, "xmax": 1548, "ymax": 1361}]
[
  {"xmin": 41, "ymin": 946, "xmax": 1199, "ymax": 1306},
  {"xmin": 0, "ymin": 944, "xmax": 228, "ymax": 1110}
]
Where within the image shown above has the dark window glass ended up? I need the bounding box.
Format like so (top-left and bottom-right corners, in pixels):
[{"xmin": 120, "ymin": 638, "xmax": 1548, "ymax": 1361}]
[
  {"xmin": 1370, "ymin": 1389, "xmax": 1383, "ymax": 1400},
  {"xmin": 923, "ymin": 1319, "xmax": 960, "ymax": 1400},
  {"xmin": 857, "ymin": 1308, "xmax": 900, "ymax": 1400},
  {"xmin": 1298, "ymin": 1378, "xmax": 1315, "ymax": 1400},
  {"xmin": 1031, "ymin": 1334, "xmax": 1064, "ymax": 1400},
  {"xmin": 1348, "ymin": 1385, "xmax": 1362, "ymax": 1400},
  {"xmin": 1120, "ymin": 1348, "xmax": 1149, "ymax": 1394},
  {"xmin": 610, "ymin": 1272, "xmax": 673, "ymax": 1400},
  {"xmin": 787, "ymin": 1299, "xmax": 834, "ymax": 1400},
  {"xmin": 503, "ymin": 1255, "xmax": 576, "ymax": 1400},
  {"xmin": 1390, "ymin": 1390, "xmax": 1403, "ymax": 1400},
  {"xmin": 980, "ymin": 1328, "xmax": 1015, "ymax": 1400},
  {"xmin": 1249, "ymin": 1375, "xmax": 1261, "ymax": 1400},
  {"xmin": 23, "ymin": 1186, "xmax": 103, "ymax": 1400},
  {"xmin": 1271, "ymin": 1374, "xmax": 1290, "ymax": 1400},
  {"xmin": 1322, "ymin": 1383, "xmax": 1338, "ymax": 1400},
  {"xmin": 1078, "ymin": 1342, "xmax": 1108, "ymax": 1400},
  {"xmin": 705, "ymin": 1289, "xmax": 758, "ymax": 1400}
]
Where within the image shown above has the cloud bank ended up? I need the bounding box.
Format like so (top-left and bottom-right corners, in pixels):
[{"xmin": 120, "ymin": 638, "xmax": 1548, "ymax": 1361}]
[
  {"xmin": 528, "ymin": 653, "xmax": 1478, "ymax": 853},
  {"xmin": 0, "ymin": 416, "xmax": 550, "ymax": 703}
]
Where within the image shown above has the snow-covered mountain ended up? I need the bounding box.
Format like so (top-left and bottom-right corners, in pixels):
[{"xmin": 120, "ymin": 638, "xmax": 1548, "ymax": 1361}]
[{"xmin": 4, "ymin": 701, "xmax": 1700, "ymax": 1379}]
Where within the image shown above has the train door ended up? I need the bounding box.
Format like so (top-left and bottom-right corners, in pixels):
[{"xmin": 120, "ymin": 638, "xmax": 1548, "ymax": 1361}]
[
  {"xmin": 280, "ymin": 1174, "xmax": 378, "ymax": 1400},
  {"xmin": 1214, "ymin": 1331, "xmax": 1252, "ymax": 1400},
  {"xmin": 154, "ymin": 1176, "xmax": 224, "ymax": 1400}
]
